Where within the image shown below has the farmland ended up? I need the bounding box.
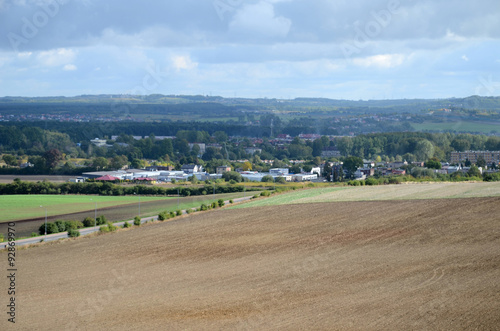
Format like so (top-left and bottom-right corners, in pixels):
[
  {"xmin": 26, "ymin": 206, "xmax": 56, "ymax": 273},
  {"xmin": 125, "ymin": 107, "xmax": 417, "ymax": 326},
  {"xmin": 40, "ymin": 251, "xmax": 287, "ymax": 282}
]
[
  {"xmin": 1, "ymin": 185, "xmax": 499, "ymax": 329},
  {"xmin": 0, "ymin": 192, "xmax": 251, "ymax": 237},
  {"xmin": 230, "ymin": 181, "xmax": 500, "ymax": 209},
  {"xmin": 0, "ymin": 195, "xmax": 171, "ymax": 222}
]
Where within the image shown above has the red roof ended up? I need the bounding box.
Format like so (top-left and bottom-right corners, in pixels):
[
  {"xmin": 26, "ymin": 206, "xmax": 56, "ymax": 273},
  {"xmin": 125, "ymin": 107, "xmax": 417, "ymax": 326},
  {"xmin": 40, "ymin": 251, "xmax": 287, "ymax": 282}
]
[{"xmin": 95, "ymin": 175, "xmax": 120, "ymax": 181}]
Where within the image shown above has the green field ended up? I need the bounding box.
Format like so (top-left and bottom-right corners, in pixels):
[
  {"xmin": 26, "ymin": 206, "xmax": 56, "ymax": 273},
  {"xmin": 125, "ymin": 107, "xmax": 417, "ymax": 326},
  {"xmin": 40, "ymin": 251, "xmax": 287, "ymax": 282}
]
[
  {"xmin": 230, "ymin": 182, "xmax": 500, "ymax": 209},
  {"xmin": 411, "ymin": 121, "xmax": 500, "ymax": 134},
  {"xmin": 0, "ymin": 195, "xmax": 171, "ymax": 222}
]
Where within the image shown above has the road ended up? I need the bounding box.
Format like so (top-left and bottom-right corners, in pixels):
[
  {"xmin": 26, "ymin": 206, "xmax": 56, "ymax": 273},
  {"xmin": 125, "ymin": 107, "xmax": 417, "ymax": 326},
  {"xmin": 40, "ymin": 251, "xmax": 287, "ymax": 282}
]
[{"xmin": 0, "ymin": 196, "xmax": 253, "ymax": 249}]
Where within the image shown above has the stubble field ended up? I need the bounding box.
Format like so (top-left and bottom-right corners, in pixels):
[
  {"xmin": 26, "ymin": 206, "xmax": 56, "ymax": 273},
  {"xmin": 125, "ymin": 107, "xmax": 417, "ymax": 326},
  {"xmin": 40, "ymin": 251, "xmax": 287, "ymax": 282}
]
[{"xmin": 2, "ymin": 194, "xmax": 499, "ymax": 330}]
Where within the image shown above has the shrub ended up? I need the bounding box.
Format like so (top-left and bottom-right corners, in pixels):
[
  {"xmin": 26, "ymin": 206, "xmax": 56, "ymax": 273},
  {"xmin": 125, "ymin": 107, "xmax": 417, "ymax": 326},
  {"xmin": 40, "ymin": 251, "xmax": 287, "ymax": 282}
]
[
  {"xmin": 54, "ymin": 220, "xmax": 66, "ymax": 232},
  {"xmin": 365, "ymin": 177, "xmax": 378, "ymax": 186},
  {"xmin": 96, "ymin": 215, "xmax": 107, "ymax": 225},
  {"xmin": 200, "ymin": 204, "xmax": 208, "ymax": 211},
  {"xmin": 133, "ymin": 216, "xmax": 141, "ymax": 226},
  {"xmin": 0, "ymin": 234, "xmax": 3, "ymax": 242},
  {"xmin": 252, "ymin": 195, "xmax": 259, "ymax": 199},
  {"xmin": 99, "ymin": 225, "xmax": 109, "ymax": 233},
  {"xmin": 107, "ymin": 222, "xmax": 117, "ymax": 232},
  {"xmin": 67, "ymin": 229, "xmax": 80, "ymax": 238},
  {"xmin": 82, "ymin": 217, "xmax": 95, "ymax": 228},
  {"xmin": 211, "ymin": 202, "xmax": 217, "ymax": 209},
  {"xmin": 176, "ymin": 209, "xmax": 182, "ymax": 216},
  {"xmin": 218, "ymin": 199, "xmax": 225, "ymax": 207},
  {"xmin": 122, "ymin": 221, "xmax": 131, "ymax": 228},
  {"xmin": 31, "ymin": 232, "xmax": 38, "ymax": 237},
  {"xmin": 261, "ymin": 175, "xmax": 274, "ymax": 183},
  {"xmin": 260, "ymin": 190, "xmax": 271, "ymax": 197},
  {"xmin": 229, "ymin": 199, "xmax": 233, "ymax": 204},
  {"xmin": 39, "ymin": 222, "xmax": 59, "ymax": 235},
  {"xmin": 170, "ymin": 211, "xmax": 176, "ymax": 218},
  {"xmin": 158, "ymin": 212, "xmax": 168, "ymax": 221},
  {"xmin": 186, "ymin": 208, "xmax": 192, "ymax": 214}
]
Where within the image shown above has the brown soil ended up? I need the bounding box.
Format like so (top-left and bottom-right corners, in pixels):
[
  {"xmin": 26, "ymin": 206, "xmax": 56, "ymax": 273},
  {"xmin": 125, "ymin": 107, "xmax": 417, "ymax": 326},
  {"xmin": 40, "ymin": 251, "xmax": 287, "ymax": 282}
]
[{"xmin": 2, "ymin": 197, "xmax": 499, "ymax": 330}]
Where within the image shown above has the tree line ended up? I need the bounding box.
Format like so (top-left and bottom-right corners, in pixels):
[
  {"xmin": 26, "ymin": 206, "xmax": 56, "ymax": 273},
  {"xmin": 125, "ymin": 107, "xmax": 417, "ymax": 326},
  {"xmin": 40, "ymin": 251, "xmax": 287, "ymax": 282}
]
[{"xmin": 0, "ymin": 179, "xmax": 254, "ymax": 196}]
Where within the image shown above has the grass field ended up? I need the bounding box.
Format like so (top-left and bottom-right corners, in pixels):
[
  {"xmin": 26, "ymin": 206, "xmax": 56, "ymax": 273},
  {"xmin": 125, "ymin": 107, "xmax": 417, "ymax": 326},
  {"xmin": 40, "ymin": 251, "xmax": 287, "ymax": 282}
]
[
  {"xmin": 411, "ymin": 121, "xmax": 500, "ymax": 134},
  {"xmin": 0, "ymin": 195, "xmax": 172, "ymax": 222},
  {"xmin": 230, "ymin": 181, "xmax": 500, "ymax": 209}
]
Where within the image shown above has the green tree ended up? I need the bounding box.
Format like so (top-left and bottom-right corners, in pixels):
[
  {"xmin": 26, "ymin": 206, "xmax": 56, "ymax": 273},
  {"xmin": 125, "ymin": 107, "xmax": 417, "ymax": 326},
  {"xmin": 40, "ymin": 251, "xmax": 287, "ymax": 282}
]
[
  {"xmin": 131, "ymin": 158, "xmax": 146, "ymax": 169},
  {"xmin": 425, "ymin": 158, "xmax": 442, "ymax": 170},
  {"xmin": 343, "ymin": 156, "xmax": 363, "ymax": 178},
  {"xmin": 222, "ymin": 171, "xmax": 243, "ymax": 183},
  {"xmin": 43, "ymin": 149, "xmax": 62, "ymax": 169},
  {"xmin": 476, "ymin": 156, "xmax": 486, "ymax": 168},
  {"xmin": 414, "ymin": 139, "xmax": 435, "ymax": 161},
  {"xmin": 467, "ymin": 164, "xmax": 481, "ymax": 177},
  {"xmin": 110, "ymin": 155, "xmax": 128, "ymax": 170},
  {"xmin": 2, "ymin": 154, "xmax": 17, "ymax": 166},
  {"xmin": 451, "ymin": 138, "xmax": 471, "ymax": 152},
  {"xmin": 92, "ymin": 157, "xmax": 109, "ymax": 171},
  {"xmin": 214, "ymin": 131, "xmax": 228, "ymax": 143},
  {"xmin": 261, "ymin": 175, "xmax": 274, "ymax": 182}
]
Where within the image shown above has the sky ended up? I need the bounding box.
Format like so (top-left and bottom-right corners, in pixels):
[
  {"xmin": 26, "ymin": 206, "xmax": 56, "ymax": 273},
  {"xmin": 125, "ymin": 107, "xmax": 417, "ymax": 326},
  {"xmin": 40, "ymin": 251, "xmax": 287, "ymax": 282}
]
[{"xmin": 0, "ymin": 0, "xmax": 499, "ymax": 100}]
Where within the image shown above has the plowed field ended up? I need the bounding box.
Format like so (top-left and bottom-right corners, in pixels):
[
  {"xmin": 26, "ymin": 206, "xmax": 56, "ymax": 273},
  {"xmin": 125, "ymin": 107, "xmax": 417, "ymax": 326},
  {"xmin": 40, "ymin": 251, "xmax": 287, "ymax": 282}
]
[{"xmin": 2, "ymin": 197, "xmax": 499, "ymax": 330}]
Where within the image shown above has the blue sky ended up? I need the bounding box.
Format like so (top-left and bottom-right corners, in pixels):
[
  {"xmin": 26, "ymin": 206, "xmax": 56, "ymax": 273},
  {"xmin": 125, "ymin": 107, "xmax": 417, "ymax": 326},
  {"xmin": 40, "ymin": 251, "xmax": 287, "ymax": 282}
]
[{"xmin": 1, "ymin": 0, "xmax": 499, "ymax": 99}]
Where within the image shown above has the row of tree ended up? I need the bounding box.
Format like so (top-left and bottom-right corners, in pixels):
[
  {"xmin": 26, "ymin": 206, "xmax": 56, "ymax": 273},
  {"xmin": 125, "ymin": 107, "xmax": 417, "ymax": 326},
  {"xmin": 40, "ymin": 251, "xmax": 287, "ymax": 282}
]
[{"xmin": 0, "ymin": 179, "xmax": 255, "ymax": 196}]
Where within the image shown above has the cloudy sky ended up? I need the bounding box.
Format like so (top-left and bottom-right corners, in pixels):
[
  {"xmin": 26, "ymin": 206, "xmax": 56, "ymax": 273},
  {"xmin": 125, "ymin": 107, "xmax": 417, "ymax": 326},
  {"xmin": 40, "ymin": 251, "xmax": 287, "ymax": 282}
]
[{"xmin": 1, "ymin": 0, "xmax": 499, "ymax": 99}]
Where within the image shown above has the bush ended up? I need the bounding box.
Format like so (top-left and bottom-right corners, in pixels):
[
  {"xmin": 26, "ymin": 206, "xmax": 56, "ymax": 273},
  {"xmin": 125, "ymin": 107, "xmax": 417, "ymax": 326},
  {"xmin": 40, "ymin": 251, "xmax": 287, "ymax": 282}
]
[
  {"xmin": 176, "ymin": 209, "xmax": 182, "ymax": 216},
  {"xmin": 64, "ymin": 220, "xmax": 84, "ymax": 230},
  {"xmin": 133, "ymin": 216, "xmax": 141, "ymax": 226},
  {"xmin": 218, "ymin": 199, "xmax": 225, "ymax": 207},
  {"xmin": 39, "ymin": 222, "xmax": 59, "ymax": 235},
  {"xmin": 252, "ymin": 195, "xmax": 259, "ymax": 199},
  {"xmin": 365, "ymin": 177, "xmax": 378, "ymax": 186},
  {"xmin": 99, "ymin": 225, "xmax": 109, "ymax": 233},
  {"xmin": 82, "ymin": 217, "xmax": 95, "ymax": 228},
  {"xmin": 211, "ymin": 202, "xmax": 217, "ymax": 209},
  {"xmin": 229, "ymin": 199, "xmax": 233, "ymax": 204},
  {"xmin": 186, "ymin": 208, "xmax": 192, "ymax": 214},
  {"xmin": 31, "ymin": 232, "xmax": 38, "ymax": 237},
  {"xmin": 96, "ymin": 215, "xmax": 107, "ymax": 225},
  {"xmin": 67, "ymin": 229, "xmax": 80, "ymax": 238},
  {"xmin": 261, "ymin": 175, "xmax": 274, "ymax": 183},
  {"xmin": 274, "ymin": 177, "xmax": 286, "ymax": 184},
  {"xmin": 107, "ymin": 222, "xmax": 117, "ymax": 232},
  {"xmin": 54, "ymin": 220, "xmax": 66, "ymax": 232},
  {"xmin": 170, "ymin": 211, "xmax": 176, "ymax": 218},
  {"xmin": 122, "ymin": 221, "xmax": 131, "ymax": 228},
  {"xmin": 0, "ymin": 234, "xmax": 3, "ymax": 242},
  {"xmin": 158, "ymin": 211, "xmax": 168, "ymax": 221},
  {"xmin": 260, "ymin": 190, "xmax": 271, "ymax": 197},
  {"xmin": 200, "ymin": 203, "xmax": 208, "ymax": 211}
]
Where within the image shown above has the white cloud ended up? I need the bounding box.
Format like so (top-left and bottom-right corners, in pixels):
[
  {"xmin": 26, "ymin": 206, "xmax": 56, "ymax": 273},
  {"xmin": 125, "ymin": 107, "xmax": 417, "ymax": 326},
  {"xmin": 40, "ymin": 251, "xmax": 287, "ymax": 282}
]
[
  {"xmin": 37, "ymin": 48, "xmax": 76, "ymax": 67},
  {"xmin": 461, "ymin": 55, "xmax": 469, "ymax": 61},
  {"xmin": 229, "ymin": 1, "xmax": 292, "ymax": 39},
  {"xmin": 352, "ymin": 54, "xmax": 405, "ymax": 68},
  {"xmin": 63, "ymin": 64, "xmax": 77, "ymax": 71},
  {"xmin": 171, "ymin": 55, "xmax": 197, "ymax": 71}
]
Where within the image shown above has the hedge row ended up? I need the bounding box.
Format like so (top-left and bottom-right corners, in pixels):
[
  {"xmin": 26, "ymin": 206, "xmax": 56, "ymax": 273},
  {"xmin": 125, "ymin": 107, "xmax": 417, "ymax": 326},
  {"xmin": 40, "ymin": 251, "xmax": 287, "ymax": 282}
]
[{"xmin": 0, "ymin": 180, "xmax": 252, "ymax": 196}]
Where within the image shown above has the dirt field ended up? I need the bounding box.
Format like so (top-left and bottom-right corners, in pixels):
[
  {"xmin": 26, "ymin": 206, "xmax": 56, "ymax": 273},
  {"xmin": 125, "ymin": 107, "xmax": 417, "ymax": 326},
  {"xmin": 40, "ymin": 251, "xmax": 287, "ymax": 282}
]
[{"xmin": 2, "ymin": 197, "xmax": 499, "ymax": 330}]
